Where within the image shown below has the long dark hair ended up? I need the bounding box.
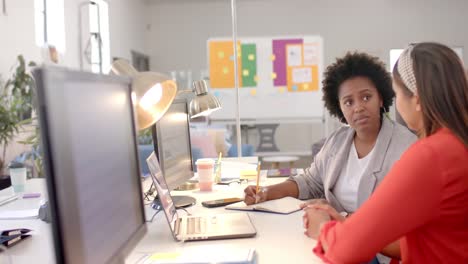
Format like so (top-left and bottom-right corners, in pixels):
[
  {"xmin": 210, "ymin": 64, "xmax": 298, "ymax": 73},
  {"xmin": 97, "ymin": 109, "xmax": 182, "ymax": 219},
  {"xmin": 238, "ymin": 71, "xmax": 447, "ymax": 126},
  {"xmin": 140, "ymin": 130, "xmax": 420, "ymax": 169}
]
[{"xmin": 393, "ymin": 42, "xmax": 468, "ymax": 147}]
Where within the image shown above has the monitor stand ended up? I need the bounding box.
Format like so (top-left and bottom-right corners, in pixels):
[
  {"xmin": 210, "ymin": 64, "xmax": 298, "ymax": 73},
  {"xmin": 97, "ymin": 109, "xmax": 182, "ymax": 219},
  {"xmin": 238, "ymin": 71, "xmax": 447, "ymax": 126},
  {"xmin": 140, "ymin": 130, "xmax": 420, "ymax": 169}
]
[{"xmin": 152, "ymin": 195, "xmax": 196, "ymax": 209}]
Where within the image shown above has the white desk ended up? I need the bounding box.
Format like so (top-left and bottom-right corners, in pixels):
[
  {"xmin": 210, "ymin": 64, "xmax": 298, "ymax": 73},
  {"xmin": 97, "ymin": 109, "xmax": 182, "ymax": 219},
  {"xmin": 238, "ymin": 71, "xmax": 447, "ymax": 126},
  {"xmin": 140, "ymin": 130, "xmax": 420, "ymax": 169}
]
[
  {"xmin": 126, "ymin": 177, "xmax": 323, "ymax": 264},
  {"xmin": 0, "ymin": 179, "xmax": 55, "ymax": 263},
  {"xmin": 0, "ymin": 178, "xmax": 324, "ymax": 264}
]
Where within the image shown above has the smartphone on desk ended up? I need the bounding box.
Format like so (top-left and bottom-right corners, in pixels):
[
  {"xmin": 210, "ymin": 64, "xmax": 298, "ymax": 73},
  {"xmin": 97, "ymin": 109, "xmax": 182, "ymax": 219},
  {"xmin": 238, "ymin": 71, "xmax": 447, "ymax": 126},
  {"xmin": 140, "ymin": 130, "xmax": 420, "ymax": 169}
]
[
  {"xmin": 201, "ymin": 198, "xmax": 243, "ymax": 208},
  {"xmin": 267, "ymin": 168, "xmax": 297, "ymax": 178}
]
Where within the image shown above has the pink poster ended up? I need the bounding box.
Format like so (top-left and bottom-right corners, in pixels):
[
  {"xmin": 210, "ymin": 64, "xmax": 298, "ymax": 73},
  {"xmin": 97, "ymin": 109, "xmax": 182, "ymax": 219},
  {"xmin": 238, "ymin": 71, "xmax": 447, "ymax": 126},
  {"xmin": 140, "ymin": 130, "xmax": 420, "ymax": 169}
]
[{"xmin": 272, "ymin": 38, "xmax": 303, "ymax": 86}]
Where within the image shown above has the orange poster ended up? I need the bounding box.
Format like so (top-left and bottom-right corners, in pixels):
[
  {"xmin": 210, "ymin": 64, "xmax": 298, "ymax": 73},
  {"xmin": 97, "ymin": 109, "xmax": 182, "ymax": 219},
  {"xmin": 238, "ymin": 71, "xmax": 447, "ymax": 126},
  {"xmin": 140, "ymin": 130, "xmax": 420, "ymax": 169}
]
[
  {"xmin": 285, "ymin": 43, "xmax": 319, "ymax": 92},
  {"xmin": 209, "ymin": 41, "xmax": 242, "ymax": 88}
]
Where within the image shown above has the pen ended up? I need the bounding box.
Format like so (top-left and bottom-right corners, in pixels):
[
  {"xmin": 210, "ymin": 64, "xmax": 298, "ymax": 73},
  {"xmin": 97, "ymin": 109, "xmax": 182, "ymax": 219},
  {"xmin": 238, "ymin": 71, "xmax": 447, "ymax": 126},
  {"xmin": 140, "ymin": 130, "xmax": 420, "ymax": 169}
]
[
  {"xmin": 255, "ymin": 161, "xmax": 262, "ymax": 195},
  {"xmin": 215, "ymin": 152, "xmax": 222, "ymax": 183}
]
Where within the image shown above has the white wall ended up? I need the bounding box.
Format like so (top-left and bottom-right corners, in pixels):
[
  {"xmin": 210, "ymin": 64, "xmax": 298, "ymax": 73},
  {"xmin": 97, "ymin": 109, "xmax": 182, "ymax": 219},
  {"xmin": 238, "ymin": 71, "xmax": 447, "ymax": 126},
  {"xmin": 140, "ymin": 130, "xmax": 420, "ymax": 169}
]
[
  {"xmin": 0, "ymin": 2, "xmax": 41, "ymax": 81},
  {"xmin": 108, "ymin": 0, "xmax": 148, "ymax": 61},
  {"xmin": 145, "ymin": 0, "xmax": 468, "ymax": 74}
]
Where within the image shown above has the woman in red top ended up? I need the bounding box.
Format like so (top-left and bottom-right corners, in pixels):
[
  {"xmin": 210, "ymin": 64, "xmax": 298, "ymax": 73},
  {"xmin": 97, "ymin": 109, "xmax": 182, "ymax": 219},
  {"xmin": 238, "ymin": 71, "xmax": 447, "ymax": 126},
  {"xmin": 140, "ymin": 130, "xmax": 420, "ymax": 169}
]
[{"xmin": 303, "ymin": 42, "xmax": 468, "ymax": 263}]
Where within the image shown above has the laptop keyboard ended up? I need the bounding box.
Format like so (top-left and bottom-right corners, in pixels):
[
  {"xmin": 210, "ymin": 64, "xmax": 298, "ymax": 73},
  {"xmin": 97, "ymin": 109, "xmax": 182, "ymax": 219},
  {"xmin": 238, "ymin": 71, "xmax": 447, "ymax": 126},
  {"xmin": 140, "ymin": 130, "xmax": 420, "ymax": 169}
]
[{"xmin": 186, "ymin": 217, "xmax": 207, "ymax": 235}]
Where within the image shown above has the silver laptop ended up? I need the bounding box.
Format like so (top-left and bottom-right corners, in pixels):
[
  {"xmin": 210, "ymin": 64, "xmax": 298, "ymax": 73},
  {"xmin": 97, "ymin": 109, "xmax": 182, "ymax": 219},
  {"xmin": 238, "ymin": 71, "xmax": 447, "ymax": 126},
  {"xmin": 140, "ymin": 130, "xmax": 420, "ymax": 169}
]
[{"xmin": 146, "ymin": 152, "xmax": 257, "ymax": 241}]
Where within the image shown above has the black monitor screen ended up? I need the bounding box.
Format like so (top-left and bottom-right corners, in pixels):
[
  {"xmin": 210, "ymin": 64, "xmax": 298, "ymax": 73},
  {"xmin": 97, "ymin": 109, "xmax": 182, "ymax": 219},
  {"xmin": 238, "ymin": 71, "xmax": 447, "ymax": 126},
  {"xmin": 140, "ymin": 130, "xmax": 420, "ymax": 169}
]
[
  {"xmin": 34, "ymin": 67, "xmax": 146, "ymax": 264},
  {"xmin": 152, "ymin": 99, "xmax": 193, "ymax": 191}
]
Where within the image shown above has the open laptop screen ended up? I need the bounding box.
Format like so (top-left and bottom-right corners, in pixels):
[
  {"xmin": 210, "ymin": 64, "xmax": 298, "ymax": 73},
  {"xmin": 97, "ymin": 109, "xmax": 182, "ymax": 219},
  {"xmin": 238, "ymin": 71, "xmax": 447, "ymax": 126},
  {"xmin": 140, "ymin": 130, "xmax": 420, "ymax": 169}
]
[{"xmin": 147, "ymin": 152, "xmax": 177, "ymax": 225}]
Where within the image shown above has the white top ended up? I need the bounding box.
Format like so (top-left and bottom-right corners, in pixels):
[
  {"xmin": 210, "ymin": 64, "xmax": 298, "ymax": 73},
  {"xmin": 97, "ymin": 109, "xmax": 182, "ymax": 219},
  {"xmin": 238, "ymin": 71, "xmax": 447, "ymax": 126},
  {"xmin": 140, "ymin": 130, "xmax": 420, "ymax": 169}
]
[{"xmin": 333, "ymin": 142, "xmax": 375, "ymax": 212}]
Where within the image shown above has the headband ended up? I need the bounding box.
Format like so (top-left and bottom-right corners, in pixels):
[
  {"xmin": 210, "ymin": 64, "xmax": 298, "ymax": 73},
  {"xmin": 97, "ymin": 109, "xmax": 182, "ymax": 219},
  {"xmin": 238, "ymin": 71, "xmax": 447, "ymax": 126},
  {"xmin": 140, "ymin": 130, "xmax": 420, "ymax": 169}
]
[{"xmin": 397, "ymin": 45, "xmax": 417, "ymax": 94}]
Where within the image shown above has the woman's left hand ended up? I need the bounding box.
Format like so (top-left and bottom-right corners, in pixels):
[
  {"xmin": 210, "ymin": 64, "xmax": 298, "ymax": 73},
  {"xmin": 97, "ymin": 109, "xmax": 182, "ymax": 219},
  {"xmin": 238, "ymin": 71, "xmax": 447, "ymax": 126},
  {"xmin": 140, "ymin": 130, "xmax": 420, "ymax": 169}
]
[
  {"xmin": 308, "ymin": 203, "xmax": 346, "ymax": 222},
  {"xmin": 302, "ymin": 206, "xmax": 331, "ymax": 239}
]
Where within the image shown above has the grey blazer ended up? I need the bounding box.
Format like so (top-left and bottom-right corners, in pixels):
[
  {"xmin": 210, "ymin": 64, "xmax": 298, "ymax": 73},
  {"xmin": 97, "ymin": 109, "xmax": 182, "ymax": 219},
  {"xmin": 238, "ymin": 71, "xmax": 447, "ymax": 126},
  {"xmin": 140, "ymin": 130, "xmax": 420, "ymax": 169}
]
[{"xmin": 290, "ymin": 117, "xmax": 417, "ymax": 213}]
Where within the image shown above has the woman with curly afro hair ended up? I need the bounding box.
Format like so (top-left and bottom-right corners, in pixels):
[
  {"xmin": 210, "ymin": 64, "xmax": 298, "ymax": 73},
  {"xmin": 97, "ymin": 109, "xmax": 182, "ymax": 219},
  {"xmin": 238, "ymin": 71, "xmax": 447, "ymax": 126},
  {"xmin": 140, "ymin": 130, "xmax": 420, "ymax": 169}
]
[{"xmin": 244, "ymin": 52, "xmax": 417, "ymax": 262}]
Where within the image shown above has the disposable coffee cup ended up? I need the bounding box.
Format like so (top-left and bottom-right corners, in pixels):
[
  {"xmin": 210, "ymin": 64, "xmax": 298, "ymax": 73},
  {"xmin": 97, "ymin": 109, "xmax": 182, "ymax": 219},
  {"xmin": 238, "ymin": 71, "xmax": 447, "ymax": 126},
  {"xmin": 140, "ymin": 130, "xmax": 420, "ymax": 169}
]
[{"xmin": 196, "ymin": 159, "xmax": 215, "ymax": 191}]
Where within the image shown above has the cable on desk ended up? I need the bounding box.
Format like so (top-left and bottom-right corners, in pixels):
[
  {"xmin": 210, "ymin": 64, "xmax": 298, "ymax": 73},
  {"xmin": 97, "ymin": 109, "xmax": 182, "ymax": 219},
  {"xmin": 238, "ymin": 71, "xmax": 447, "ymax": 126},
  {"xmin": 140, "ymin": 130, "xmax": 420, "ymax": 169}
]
[
  {"xmin": 143, "ymin": 182, "xmax": 156, "ymax": 202},
  {"xmin": 176, "ymin": 207, "xmax": 192, "ymax": 216},
  {"xmin": 146, "ymin": 209, "xmax": 161, "ymax": 223}
]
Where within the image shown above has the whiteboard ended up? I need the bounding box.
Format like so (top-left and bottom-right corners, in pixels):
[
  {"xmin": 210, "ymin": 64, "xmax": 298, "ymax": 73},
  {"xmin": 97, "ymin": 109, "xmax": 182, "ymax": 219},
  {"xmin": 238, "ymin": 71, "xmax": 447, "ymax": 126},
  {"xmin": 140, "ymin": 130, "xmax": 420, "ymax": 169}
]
[{"xmin": 207, "ymin": 36, "xmax": 324, "ymax": 121}]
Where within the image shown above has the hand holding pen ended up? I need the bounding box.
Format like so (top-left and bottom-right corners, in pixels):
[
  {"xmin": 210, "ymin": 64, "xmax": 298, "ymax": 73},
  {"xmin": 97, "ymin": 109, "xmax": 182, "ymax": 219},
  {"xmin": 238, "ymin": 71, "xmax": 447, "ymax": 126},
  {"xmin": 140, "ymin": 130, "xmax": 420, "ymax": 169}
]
[{"xmin": 243, "ymin": 162, "xmax": 268, "ymax": 205}]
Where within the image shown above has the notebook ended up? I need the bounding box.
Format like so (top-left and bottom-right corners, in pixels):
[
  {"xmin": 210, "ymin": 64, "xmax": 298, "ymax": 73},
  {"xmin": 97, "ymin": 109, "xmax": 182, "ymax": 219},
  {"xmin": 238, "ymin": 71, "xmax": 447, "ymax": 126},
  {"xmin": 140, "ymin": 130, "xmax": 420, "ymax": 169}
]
[
  {"xmin": 146, "ymin": 152, "xmax": 257, "ymax": 242},
  {"xmin": 225, "ymin": 196, "xmax": 303, "ymax": 214}
]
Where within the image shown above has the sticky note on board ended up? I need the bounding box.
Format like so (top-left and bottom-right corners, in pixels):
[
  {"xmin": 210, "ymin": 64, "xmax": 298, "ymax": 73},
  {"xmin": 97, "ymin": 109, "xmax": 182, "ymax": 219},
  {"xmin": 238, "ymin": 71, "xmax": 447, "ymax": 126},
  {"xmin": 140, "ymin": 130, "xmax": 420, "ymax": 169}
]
[
  {"xmin": 271, "ymin": 72, "xmax": 277, "ymax": 80},
  {"xmin": 270, "ymin": 54, "xmax": 276, "ymax": 61},
  {"xmin": 243, "ymin": 69, "xmax": 250, "ymax": 76},
  {"xmin": 250, "ymin": 89, "xmax": 257, "ymax": 96},
  {"xmin": 248, "ymin": 54, "xmax": 255, "ymax": 61}
]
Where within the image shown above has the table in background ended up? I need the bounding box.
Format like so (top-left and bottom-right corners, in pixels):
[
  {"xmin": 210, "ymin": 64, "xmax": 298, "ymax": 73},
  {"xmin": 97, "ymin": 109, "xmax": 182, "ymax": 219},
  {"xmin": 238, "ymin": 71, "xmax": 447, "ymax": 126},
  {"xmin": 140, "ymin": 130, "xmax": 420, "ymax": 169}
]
[{"xmin": 261, "ymin": 155, "xmax": 300, "ymax": 169}]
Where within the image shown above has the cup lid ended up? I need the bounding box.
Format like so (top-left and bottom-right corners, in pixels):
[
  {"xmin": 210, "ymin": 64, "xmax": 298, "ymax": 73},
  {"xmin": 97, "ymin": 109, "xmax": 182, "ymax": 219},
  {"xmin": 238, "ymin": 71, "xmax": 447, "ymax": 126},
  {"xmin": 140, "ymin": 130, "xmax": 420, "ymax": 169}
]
[
  {"xmin": 8, "ymin": 161, "xmax": 25, "ymax": 169},
  {"xmin": 195, "ymin": 158, "xmax": 215, "ymax": 165}
]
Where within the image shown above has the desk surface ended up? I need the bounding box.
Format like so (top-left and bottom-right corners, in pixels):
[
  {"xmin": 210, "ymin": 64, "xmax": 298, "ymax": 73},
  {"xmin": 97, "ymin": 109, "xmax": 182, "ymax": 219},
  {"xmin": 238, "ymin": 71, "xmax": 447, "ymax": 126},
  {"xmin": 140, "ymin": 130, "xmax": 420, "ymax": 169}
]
[{"xmin": 0, "ymin": 178, "xmax": 324, "ymax": 264}]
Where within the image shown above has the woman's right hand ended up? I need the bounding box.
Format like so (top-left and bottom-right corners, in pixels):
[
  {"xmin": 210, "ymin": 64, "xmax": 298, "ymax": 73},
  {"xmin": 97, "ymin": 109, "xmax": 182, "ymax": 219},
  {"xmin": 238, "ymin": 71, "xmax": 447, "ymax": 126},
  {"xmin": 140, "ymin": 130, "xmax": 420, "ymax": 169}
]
[
  {"xmin": 299, "ymin": 198, "xmax": 329, "ymax": 209},
  {"xmin": 244, "ymin": 185, "xmax": 268, "ymax": 205}
]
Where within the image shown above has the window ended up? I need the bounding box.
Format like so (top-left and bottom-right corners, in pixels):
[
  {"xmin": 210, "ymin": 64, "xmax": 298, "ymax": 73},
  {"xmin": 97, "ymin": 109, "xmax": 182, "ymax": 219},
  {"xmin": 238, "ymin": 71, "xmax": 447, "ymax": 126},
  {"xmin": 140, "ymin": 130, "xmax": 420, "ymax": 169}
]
[
  {"xmin": 89, "ymin": 0, "xmax": 110, "ymax": 73},
  {"xmin": 34, "ymin": 0, "xmax": 66, "ymax": 53}
]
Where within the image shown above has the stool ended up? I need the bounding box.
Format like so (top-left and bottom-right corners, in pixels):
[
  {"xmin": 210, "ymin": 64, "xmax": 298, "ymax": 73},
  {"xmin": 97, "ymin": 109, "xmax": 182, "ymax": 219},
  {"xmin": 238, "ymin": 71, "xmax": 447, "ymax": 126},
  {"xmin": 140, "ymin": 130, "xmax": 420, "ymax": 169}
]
[{"xmin": 262, "ymin": 156, "xmax": 299, "ymax": 169}]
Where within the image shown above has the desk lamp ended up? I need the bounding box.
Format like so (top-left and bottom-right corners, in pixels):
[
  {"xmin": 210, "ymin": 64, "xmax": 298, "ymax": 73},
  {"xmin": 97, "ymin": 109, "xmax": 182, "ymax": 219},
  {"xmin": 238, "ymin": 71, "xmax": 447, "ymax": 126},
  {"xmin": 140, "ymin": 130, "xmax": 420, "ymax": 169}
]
[
  {"xmin": 180, "ymin": 79, "xmax": 222, "ymax": 118},
  {"xmin": 111, "ymin": 59, "xmax": 177, "ymax": 130}
]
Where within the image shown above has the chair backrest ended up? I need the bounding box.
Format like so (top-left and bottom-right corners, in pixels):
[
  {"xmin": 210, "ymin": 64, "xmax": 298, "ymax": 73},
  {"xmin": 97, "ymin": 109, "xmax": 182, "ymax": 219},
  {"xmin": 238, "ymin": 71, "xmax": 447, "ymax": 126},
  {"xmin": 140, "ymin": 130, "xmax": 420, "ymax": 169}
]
[
  {"xmin": 311, "ymin": 138, "xmax": 326, "ymax": 162},
  {"xmin": 256, "ymin": 124, "xmax": 280, "ymax": 152},
  {"xmin": 227, "ymin": 144, "xmax": 255, "ymax": 157}
]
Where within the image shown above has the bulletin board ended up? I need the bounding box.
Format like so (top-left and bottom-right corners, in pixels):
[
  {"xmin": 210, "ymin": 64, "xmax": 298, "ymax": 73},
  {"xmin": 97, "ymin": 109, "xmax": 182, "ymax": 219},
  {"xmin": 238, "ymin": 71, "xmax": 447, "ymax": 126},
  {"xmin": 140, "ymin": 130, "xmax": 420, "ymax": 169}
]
[{"xmin": 207, "ymin": 36, "xmax": 324, "ymax": 121}]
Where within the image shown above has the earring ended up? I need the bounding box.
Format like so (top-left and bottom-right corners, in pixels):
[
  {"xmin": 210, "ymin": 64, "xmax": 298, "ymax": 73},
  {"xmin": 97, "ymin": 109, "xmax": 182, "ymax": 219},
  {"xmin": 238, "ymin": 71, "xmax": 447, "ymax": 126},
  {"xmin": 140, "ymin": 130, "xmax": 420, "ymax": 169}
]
[{"xmin": 381, "ymin": 106, "xmax": 390, "ymax": 119}]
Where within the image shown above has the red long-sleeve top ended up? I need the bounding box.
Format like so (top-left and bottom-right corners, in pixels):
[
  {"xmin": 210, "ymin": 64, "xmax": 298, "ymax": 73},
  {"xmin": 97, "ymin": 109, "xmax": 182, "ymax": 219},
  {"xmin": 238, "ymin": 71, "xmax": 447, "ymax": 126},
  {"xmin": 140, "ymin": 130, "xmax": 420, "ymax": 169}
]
[{"xmin": 314, "ymin": 128, "xmax": 468, "ymax": 263}]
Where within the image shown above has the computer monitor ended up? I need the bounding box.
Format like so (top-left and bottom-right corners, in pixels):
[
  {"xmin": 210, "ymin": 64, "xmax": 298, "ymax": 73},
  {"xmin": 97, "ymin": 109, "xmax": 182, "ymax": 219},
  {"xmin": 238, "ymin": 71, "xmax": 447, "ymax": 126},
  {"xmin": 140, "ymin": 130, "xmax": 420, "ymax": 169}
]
[
  {"xmin": 34, "ymin": 67, "xmax": 147, "ymax": 264},
  {"xmin": 151, "ymin": 98, "xmax": 196, "ymax": 208}
]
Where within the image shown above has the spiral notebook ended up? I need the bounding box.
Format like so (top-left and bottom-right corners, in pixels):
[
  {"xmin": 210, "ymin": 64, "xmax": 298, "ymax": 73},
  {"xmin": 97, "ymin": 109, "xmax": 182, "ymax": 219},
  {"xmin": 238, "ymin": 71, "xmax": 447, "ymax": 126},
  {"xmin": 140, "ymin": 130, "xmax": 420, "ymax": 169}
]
[{"xmin": 225, "ymin": 197, "xmax": 303, "ymax": 215}]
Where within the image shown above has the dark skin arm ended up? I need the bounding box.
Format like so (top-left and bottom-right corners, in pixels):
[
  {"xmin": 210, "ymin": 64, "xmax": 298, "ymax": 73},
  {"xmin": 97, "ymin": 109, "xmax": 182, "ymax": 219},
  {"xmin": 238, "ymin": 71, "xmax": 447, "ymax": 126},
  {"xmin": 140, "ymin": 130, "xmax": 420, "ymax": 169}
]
[{"xmin": 244, "ymin": 180, "xmax": 299, "ymax": 205}]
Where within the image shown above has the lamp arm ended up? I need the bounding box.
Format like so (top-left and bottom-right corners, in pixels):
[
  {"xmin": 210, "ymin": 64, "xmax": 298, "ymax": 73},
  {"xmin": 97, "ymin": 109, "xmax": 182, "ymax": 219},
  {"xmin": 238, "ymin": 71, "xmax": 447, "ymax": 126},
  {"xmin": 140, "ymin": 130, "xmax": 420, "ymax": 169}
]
[{"xmin": 177, "ymin": 89, "xmax": 195, "ymax": 95}]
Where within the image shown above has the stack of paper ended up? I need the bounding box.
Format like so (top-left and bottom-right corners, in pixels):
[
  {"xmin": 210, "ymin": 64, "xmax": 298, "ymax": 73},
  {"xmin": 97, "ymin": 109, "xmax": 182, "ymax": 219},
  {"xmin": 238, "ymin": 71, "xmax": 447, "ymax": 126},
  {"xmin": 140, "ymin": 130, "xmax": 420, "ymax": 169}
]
[
  {"xmin": 220, "ymin": 161, "xmax": 258, "ymax": 180},
  {"xmin": 0, "ymin": 209, "xmax": 39, "ymax": 220},
  {"xmin": 0, "ymin": 194, "xmax": 19, "ymax": 206}
]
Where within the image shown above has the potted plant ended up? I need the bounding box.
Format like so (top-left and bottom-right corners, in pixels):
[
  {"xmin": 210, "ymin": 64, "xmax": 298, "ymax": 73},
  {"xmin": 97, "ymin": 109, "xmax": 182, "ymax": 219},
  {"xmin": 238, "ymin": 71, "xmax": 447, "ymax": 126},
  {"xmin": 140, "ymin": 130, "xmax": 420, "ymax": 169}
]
[
  {"xmin": 0, "ymin": 55, "xmax": 38, "ymax": 176},
  {"xmin": 0, "ymin": 80, "xmax": 21, "ymax": 175},
  {"xmin": 4, "ymin": 55, "xmax": 37, "ymax": 120}
]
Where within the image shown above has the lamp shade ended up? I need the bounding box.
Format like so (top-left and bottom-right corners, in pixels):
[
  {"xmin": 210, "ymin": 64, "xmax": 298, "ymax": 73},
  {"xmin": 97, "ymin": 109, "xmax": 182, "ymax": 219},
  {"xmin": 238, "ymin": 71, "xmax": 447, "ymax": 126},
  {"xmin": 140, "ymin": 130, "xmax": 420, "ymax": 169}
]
[
  {"xmin": 189, "ymin": 80, "xmax": 221, "ymax": 118},
  {"xmin": 111, "ymin": 60, "xmax": 177, "ymax": 130}
]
